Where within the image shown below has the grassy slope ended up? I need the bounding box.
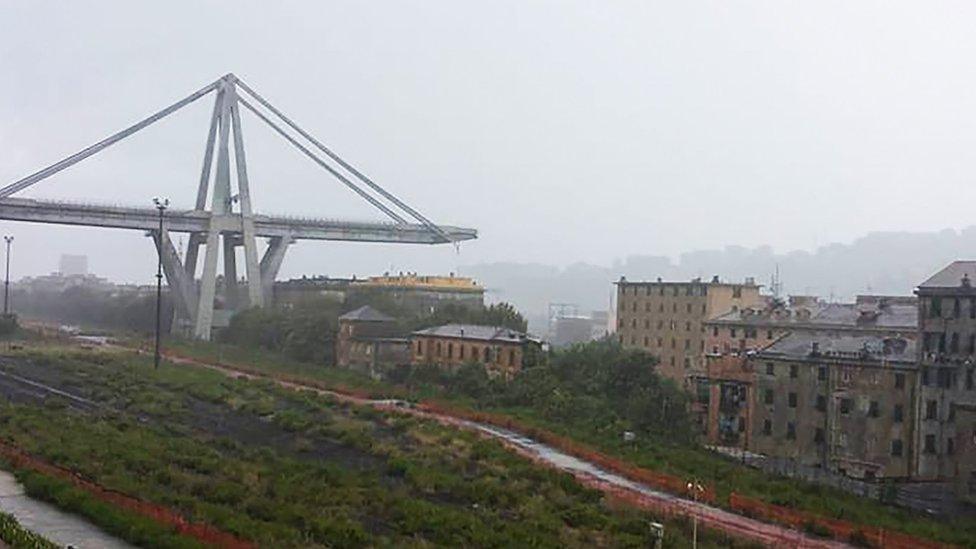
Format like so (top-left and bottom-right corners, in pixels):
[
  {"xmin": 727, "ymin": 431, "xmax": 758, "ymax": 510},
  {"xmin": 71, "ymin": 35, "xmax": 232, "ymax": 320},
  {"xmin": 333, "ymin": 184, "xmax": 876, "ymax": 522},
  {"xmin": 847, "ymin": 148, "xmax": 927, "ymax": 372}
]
[
  {"xmin": 0, "ymin": 345, "xmax": 751, "ymax": 548},
  {"xmin": 165, "ymin": 338, "xmax": 976, "ymax": 547}
]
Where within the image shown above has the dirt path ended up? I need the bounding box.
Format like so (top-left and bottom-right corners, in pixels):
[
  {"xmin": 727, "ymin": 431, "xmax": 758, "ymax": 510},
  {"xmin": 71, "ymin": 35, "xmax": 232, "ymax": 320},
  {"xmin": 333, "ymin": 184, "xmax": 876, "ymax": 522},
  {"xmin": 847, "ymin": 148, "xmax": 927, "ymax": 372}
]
[{"xmin": 150, "ymin": 348, "xmax": 849, "ymax": 548}]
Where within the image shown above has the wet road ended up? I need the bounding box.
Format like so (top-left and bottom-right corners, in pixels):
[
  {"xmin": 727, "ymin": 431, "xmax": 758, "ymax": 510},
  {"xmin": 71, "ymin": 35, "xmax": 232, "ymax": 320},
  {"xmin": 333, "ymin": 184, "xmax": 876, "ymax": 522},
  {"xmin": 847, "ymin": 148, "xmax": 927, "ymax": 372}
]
[{"xmin": 0, "ymin": 470, "xmax": 132, "ymax": 549}]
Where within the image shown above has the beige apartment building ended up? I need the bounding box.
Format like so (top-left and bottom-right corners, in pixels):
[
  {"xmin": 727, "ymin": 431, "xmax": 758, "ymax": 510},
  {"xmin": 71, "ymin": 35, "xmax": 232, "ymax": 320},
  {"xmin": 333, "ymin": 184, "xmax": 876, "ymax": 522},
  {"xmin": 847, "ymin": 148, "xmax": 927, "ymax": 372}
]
[{"xmin": 615, "ymin": 276, "xmax": 762, "ymax": 383}]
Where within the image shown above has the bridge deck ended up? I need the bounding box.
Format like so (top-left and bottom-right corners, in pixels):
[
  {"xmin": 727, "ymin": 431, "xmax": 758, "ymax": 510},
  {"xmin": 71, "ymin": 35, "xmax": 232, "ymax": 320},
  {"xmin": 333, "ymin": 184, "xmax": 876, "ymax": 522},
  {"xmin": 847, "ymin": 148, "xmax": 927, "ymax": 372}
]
[{"xmin": 0, "ymin": 198, "xmax": 476, "ymax": 244}]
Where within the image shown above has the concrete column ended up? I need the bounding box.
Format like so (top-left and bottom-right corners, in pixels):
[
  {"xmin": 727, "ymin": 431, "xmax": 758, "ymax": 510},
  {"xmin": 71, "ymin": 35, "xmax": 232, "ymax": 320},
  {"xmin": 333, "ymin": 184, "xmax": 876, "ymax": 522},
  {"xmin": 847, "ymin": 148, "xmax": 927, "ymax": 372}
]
[
  {"xmin": 259, "ymin": 235, "xmax": 292, "ymax": 305},
  {"xmin": 222, "ymin": 235, "xmax": 238, "ymax": 310}
]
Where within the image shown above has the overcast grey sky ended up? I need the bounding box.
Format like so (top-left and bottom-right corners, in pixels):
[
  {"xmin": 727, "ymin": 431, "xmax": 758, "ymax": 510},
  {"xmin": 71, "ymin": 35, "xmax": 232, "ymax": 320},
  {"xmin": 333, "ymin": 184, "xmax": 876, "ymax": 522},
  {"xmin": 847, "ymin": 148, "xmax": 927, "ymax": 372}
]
[{"xmin": 2, "ymin": 1, "xmax": 975, "ymax": 284}]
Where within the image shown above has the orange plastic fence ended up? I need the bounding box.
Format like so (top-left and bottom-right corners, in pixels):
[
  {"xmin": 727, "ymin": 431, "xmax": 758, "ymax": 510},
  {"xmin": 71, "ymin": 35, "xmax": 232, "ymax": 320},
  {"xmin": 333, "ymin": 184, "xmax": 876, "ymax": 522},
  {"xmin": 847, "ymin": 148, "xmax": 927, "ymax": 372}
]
[
  {"xmin": 728, "ymin": 493, "xmax": 954, "ymax": 549},
  {"xmin": 0, "ymin": 441, "xmax": 255, "ymax": 549}
]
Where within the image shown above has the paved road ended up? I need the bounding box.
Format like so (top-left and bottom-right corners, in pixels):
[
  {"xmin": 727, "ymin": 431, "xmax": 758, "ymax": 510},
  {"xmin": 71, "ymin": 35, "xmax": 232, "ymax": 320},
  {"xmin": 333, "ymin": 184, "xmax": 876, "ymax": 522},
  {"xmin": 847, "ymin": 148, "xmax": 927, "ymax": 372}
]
[{"xmin": 0, "ymin": 470, "xmax": 132, "ymax": 549}]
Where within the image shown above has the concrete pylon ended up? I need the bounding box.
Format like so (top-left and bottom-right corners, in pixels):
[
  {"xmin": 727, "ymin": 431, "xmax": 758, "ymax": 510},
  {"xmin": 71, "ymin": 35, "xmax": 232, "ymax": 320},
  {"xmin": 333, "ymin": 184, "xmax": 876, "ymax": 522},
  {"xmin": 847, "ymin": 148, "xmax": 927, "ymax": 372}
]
[{"xmin": 178, "ymin": 74, "xmax": 282, "ymax": 340}]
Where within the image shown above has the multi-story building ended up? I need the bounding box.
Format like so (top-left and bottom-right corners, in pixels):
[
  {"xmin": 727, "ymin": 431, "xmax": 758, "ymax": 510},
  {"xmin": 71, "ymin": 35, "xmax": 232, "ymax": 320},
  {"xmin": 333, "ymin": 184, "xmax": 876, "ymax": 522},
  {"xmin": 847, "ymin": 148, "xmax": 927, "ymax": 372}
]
[
  {"xmin": 410, "ymin": 324, "xmax": 541, "ymax": 378},
  {"xmin": 615, "ymin": 276, "xmax": 762, "ymax": 383},
  {"xmin": 749, "ymin": 333, "xmax": 918, "ymax": 480},
  {"xmin": 915, "ymin": 261, "xmax": 976, "ymax": 501},
  {"xmin": 351, "ymin": 273, "xmax": 485, "ymax": 314}
]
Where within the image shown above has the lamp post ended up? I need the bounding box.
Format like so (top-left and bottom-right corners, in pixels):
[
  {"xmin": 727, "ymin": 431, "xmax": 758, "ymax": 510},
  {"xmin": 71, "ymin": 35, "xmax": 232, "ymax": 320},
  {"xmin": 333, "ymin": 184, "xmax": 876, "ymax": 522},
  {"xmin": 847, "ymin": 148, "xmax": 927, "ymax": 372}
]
[
  {"xmin": 3, "ymin": 236, "xmax": 12, "ymax": 316},
  {"xmin": 152, "ymin": 197, "xmax": 169, "ymax": 369},
  {"xmin": 687, "ymin": 479, "xmax": 705, "ymax": 549}
]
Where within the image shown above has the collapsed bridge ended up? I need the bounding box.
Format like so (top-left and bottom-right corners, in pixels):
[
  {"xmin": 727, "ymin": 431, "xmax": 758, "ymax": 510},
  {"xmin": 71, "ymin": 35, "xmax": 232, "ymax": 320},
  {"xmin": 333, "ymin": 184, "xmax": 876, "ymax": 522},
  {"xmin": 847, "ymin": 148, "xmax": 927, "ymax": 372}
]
[{"xmin": 0, "ymin": 73, "xmax": 477, "ymax": 339}]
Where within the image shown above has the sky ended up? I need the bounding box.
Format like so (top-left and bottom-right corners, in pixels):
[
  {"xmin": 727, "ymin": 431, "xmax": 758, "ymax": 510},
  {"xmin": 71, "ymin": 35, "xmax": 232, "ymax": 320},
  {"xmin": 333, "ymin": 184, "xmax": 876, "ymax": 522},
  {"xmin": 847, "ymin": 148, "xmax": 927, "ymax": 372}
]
[{"xmin": 1, "ymin": 1, "xmax": 975, "ymax": 285}]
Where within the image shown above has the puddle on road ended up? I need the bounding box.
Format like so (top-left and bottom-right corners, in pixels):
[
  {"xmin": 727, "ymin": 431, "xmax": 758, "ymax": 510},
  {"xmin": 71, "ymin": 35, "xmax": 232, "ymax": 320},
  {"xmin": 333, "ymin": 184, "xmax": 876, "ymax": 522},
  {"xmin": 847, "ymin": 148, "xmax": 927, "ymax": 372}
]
[{"xmin": 0, "ymin": 470, "xmax": 132, "ymax": 549}]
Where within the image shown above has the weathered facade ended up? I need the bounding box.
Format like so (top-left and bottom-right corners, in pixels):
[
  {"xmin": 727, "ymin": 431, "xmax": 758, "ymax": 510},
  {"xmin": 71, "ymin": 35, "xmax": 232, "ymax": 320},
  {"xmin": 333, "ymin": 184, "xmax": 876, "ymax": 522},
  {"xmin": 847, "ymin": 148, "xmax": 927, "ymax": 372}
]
[
  {"xmin": 615, "ymin": 276, "xmax": 762, "ymax": 383},
  {"xmin": 915, "ymin": 261, "xmax": 976, "ymax": 501},
  {"xmin": 749, "ymin": 333, "xmax": 918, "ymax": 480},
  {"xmin": 335, "ymin": 306, "xmax": 409, "ymax": 376},
  {"xmin": 411, "ymin": 324, "xmax": 540, "ymax": 377}
]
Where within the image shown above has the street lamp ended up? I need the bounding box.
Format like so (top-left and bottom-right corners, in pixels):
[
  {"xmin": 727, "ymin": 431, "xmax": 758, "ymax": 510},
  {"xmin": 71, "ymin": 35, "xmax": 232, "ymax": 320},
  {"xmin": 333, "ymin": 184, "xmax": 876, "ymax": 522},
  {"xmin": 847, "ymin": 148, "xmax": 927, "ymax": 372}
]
[
  {"xmin": 3, "ymin": 236, "xmax": 13, "ymax": 316},
  {"xmin": 152, "ymin": 197, "xmax": 169, "ymax": 369},
  {"xmin": 687, "ymin": 479, "xmax": 705, "ymax": 549}
]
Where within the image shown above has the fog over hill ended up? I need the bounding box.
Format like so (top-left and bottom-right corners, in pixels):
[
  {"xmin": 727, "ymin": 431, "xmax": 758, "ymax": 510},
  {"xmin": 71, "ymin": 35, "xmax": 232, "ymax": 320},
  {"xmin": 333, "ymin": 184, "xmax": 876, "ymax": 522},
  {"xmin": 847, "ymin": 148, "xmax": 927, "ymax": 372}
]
[{"xmin": 461, "ymin": 226, "xmax": 976, "ymax": 334}]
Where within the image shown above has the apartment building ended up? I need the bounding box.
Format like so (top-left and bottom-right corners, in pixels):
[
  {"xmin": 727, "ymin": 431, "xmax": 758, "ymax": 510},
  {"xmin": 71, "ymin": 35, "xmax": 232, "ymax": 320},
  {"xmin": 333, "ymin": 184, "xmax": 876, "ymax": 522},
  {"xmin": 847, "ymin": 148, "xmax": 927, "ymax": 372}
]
[
  {"xmin": 615, "ymin": 276, "xmax": 762, "ymax": 383},
  {"xmin": 915, "ymin": 261, "xmax": 976, "ymax": 502}
]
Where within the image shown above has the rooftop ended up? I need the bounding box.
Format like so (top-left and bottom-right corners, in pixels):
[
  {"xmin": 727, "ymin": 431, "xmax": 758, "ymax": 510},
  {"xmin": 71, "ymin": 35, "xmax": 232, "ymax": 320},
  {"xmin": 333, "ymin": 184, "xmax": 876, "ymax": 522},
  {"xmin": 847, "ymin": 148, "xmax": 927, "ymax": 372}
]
[
  {"xmin": 706, "ymin": 296, "xmax": 916, "ymax": 331},
  {"xmin": 918, "ymin": 261, "xmax": 976, "ymax": 290},
  {"xmin": 758, "ymin": 332, "xmax": 916, "ymax": 365},
  {"xmin": 339, "ymin": 305, "xmax": 395, "ymax": 322},
  {"xmin": 412, "ymin": 324, "xmax": 537, "ymax": 344},
  {"xmin": 617, "ymin": 275, "xmax": 760, "ymax": 287}
]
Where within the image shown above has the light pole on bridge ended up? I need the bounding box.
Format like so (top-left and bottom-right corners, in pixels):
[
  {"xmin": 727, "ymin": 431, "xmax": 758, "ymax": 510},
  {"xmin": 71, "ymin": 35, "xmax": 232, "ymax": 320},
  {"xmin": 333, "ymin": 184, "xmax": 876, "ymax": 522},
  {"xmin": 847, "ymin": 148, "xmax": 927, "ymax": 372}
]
[{"xmin": 152, "ymin": 197, "xmax": 168, "ymax": 369}]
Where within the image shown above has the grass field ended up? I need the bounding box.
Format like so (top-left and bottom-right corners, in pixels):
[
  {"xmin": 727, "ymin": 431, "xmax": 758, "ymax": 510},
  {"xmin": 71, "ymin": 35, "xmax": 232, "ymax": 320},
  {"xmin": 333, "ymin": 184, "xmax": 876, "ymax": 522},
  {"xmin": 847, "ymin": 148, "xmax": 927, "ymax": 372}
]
[
  {"xmin": 0, "ymin": 344, "xmax": 754, "ymax": 548},
  {"xmin": 164, "ymin": 338, "xmax": 976, "ymax": 547}
]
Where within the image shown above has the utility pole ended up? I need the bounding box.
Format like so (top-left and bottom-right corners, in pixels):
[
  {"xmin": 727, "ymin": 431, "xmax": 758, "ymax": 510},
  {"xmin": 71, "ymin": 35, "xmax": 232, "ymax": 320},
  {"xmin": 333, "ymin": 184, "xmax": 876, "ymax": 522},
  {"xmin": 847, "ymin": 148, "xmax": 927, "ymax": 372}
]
[
  {"xmin": 3, "ymin": 236, "xmax": 13, "ymax": 316},
  {"xmin": 152, "ymin": 197, "xmax": 169, "ymax": 369}
]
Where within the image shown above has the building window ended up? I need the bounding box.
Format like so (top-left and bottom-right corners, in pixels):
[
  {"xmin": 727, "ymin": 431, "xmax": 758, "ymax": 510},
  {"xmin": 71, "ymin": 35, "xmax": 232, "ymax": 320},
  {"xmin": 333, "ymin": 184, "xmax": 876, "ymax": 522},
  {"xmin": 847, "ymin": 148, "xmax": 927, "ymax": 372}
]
[
  {"xmin": 766, "ymin": 330, "xmax": 773, "ymax": 340},
  {"xmin": 644, "ymin": 319, "xmax": 650, "ymax": 329},
  {"xmin": 814, "ymin": 428, "xmax": 825, "ymax": 444},
  {"xmin": 818, "ymin": 366, "xmax": 827, "ymax": 381},
  {"xmin": 764, "ymin": 389, "xmax": 774, "ymax": 405},
  {"xmin": 415, "ymin": 340, "xmax": 423, "ymax": 355},
  {"xmin": 891, "ymin": 439, "xmax": 903, "ymax": 457},
  {"xmin": 448, "ymin": 342, "xmax": 454, "ymax": 358},
  {"xmin": 712, "ymin": 326, "xmax": 718, "ymax": 337},
  {"xmin": 671, "ymin": 339, "xmax": 676, "ymax": 349},
  {"xmin": 868, "ymin": 401, "xmax": 879, "ymax": 418},
  {"xmin": 657, "ymin": 320, "xmax": 664, "ymax": 329},
  {"xmin": 924, "ymin": 434, "xmax": 937, "ymax": 454},
  {"xmin": 684, "ymin": 339, "xmax": 690, "ymax": 350},
  {"xmin": 926, "ymin": 400, "xmax": 938, "ymax": 420},
  {"xmin": 731, "ymin": 328, "xmax": 737, "ymax": 338},
  {"xmin": 948, "ymin": 437, "xmax": 955, "ymax": 455},
  {"xmin": 762, "ymin": 419, "xmax": 772, "ymax": 435},
  {"xmin": 894, "ymin": 404, "xmax": 904, "ymax": 423},
  {"xmin": 922, "ymin": 367, "xmax": 931, "ymax": 386},
  {"xmin": 733, "ymin": 286, "xmax": 742, "ymax": 298},
  {"xmin": 632, "ymin": 319, "xmax": 637, "ymax": 329},
  {"xmin": 967, "ymin": 368, "xmax": 974, "ymax": 390},
  {"xmin": 816, "ymin": 395, "xmax": 826, "ymax": 412},
  {"xmin": 643, "ymin": 336, "xmax": 649, "ymax": 347},
  {"xmin": 788, "ymin": 392, "xmax": 797, "ymax": 408},
  {"xmin": 969, "ymin": 335, "xmax": 976, "ymax": 354},
  {"xmin": 685, "ymin": 321, "xmax": 691, "ymax": 331},
  {"xmin": 786, "ymin": 422, "xmax": 796, "ymax": 440},
  {"xmin": 737, "ymin": 417, "xmax": 746, "ymax": 432},
  {"xmin": 683, "ymin": 357, "xmax": 691, "ymax": 369},
  {"xmin": 930, "ymin": 297, "xmax": 942, "ymax": 318},
  {"xmin": 840, "ymin": 398, "xmax": 852, "ymax": 415},
  {"xmin": 766, "ymin": 362, "xmax": 774, "ymax": 376},
  {"xmin": 789, "ymin": 365, "xmax": 798, "ymax": 379},
  {"xmin": 436, "ymin": 341, "xmax": 442, "ymax": 356},
  {"xmin": 686, "ymin": 303, "xmax": 692, "ymax": 313},
  {"xmin": 657, "ymin": 338, "xmax": 663, "ymax": 347},
  {"xmin": 951, "ymin": 332, "xmax": 960, "ymax": 354},
  {"xmin": 509, "ymin": 349, "xmax": 516, "ymax": 367},
  {"xmin": 895, "ymin": 373, "xmax": 905, "ymax": 389},
  {"xmin": 460, "ymin": 345, "xmax": 466, "ymax": 360},
  {"xmin": 954, "ymin": 298, "xmax": 961, "ymax": 318}
]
